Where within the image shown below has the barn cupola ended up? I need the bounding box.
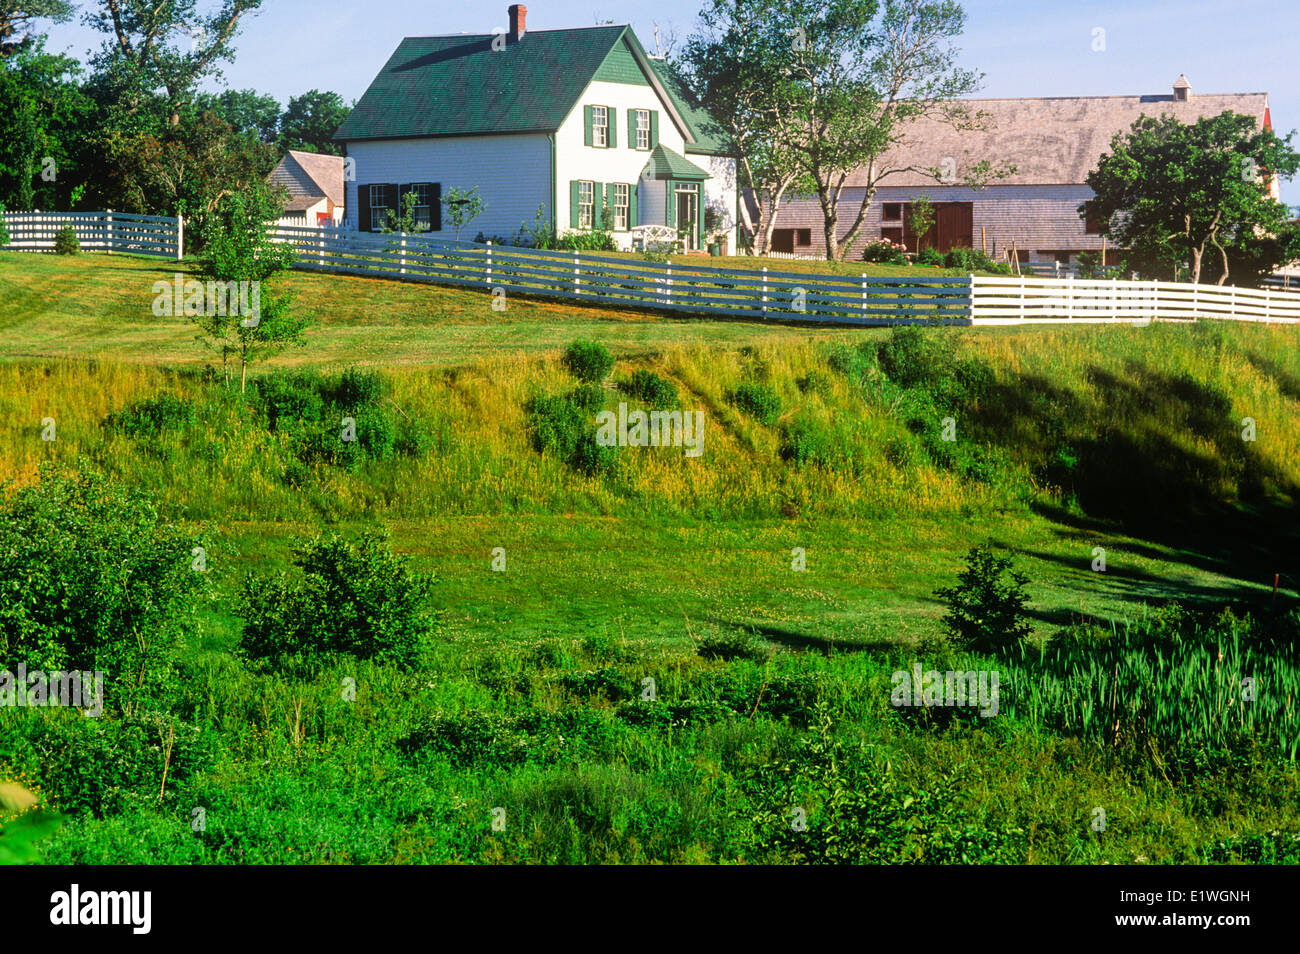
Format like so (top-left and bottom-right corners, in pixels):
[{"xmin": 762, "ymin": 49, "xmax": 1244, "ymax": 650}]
[
  {"xmin": 1173, "ymin": 75, "xmax": 1191, "ymax": 101},
  {"xmin": 508, "ymin": 4, "xmax": 527, "ymax": 43}
]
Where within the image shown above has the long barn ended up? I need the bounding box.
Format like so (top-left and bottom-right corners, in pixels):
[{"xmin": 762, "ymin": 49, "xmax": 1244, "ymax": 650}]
[{"xmin": 766, "ymin": 77, "xmax": 1276, "ymax": 266}]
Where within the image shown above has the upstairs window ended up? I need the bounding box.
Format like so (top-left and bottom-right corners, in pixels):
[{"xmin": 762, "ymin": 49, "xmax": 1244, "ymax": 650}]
[
  {"xmin": 635, "ymin": 109, "xmax": 650, "ymax": 150},
  {"xmin": 592, "ymin": 106, "xmax": 609, "ymax": 148},
  {"xmin": 883, "ymin": 203, "xmax": 903, "ymax": 221}
]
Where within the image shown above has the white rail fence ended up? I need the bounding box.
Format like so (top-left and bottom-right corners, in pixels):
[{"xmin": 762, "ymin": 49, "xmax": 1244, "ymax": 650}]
[
  {"xmin": 3, "ymin": 214, "xmax": 1297, "ymax": 327},
  {"xmin": 969, "ymin": 275, "xmax": 1300, "ymax": 325},
  {"xmin": 271, "ymin": 224, "xmax": 971, "ymax": 325},
  {"xmin": 1, "ymin": 210, "xmax": 182, "ymax": 259}
]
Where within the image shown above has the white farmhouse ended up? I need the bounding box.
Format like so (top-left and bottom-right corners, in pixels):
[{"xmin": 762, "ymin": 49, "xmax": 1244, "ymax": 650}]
[{"xmin": 333, "ymin": 5, "xmax": 738, "ymax": 253}]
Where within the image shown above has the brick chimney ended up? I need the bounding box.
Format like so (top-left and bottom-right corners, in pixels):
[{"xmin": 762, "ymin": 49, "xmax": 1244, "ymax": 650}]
[
  {"xmin": 508, "ymin": 5, "xmax": 527, "ymax": 43},
  {"xmin": 1173, "ymin": 74, "xmax": 1191, "ymax": 102}
]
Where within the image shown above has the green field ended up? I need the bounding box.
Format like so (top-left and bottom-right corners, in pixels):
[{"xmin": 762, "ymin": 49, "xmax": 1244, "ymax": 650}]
[{"xmin": 2, "ymin": 250, "xmax": 1298, "ymax": 865}]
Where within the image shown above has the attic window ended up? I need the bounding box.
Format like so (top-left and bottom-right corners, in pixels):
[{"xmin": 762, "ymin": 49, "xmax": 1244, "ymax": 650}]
[{"xmin": 592, "ymin": 106, "xmax": 609, "ymax": 148}]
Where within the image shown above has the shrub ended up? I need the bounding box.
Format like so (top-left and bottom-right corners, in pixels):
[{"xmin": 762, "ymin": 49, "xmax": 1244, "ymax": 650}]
[
  {"xmin": 619, "ymin": 369, "xmax": 678, "ymax": 409},
  {"xmin": 934, "ymin": 544, "xmax": 1032, "ymax": 654},
  {"xmin": 779, "ymin": 414, "xmax": 831, "ymax": 466},
  {"xmin": 53, "ymin": 223, "xmax": 80, "ymax": 255},
  {"xmin": 861, "ymin": 239, "xmax": 908, "ymax": 265},
  {"xmin": 797, "ymin": 370, "xmax": 832, "ymax": 397},
  {"xmin": 525, "ymin": 389, "xmax": 616, "ymax": 476},
  {"xmin": 563, "ymin": 340, "xmax": 614, "ymax": 383},
  {"xmin": 104, "ymin": 394, "xmax": 197, "ymax": 436},
  {"xmin": 698, "ymin": 629, "xmax": 768, "ymax": 662},
  {"xmin": 0, "ymin": 468, "xmax": 204, "ymax": 687},
  {"xmin": 915, "ymin": 247, "xmax": 943, "ymax": 267},
  {"xmin": 556, "ymin": 230, "xmax": 617, "ymax": 252},
  {"xmin": 239, "ymin": 531, "xmax": 435, "ymax": 668},
  {"xmin": 943, "ymin": 247, "xmax": 1002, "ymax": 272},
  {"xmin": 727, "ymin": 382, "xmax": 782, "ymax": 425},
  {"xmin": 0, "ymin": 206, "xmax": 9, "ymax": 248},
  {"xmin": 826, "ymin": 342, "xmax": 876, "ymax": 382}
]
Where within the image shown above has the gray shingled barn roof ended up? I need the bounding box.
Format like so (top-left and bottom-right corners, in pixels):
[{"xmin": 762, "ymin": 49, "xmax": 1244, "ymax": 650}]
[{"xmin": 856, "ymin": 87, "xmax": 1271, "ymax": 188}]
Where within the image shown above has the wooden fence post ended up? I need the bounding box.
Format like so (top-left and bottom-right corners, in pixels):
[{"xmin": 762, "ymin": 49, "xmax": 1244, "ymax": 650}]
[
  {"xmin": 176, "ymin": 213, "xmax": 183, "ymax": 261},
  {"xmin": 861, "ymin": 273, "xmax": 867, "ymax": 319},
  {"xmin": 574, "ymin": 254, "xmax": 581, "ymax": 295},
  {"xmin": 1065, "ymin": 274, "xmax": 1074, "ymax": 321},
  {"xmin": 968, "ymin": 273, "xmax": 976, "ymax": 324},
  {"xmin": 106, "ymin": 209, "xmax": 113, "ymax": 255},
  {"xmin": 666, "ymin": 262, "xmax": 672, "ymax": 306},
  {"xmin": 762, "ymin": 266, "xmax": 768, "ymax": 316},
  {"xmin": 400, "ymin": 232, "xmax": 407, "ymax": 275},
  {"xmin": 486, "ymin": 240, "xmax": 493, "ymax": 286}
]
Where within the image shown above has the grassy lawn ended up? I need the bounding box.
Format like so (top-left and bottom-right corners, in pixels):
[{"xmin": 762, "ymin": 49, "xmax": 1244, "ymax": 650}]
[{"xmin": 2, "ymin": 250, "xmax": 1299, "ymax": 864}]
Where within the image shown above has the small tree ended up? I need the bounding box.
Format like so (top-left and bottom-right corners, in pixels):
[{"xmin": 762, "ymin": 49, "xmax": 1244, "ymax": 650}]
[
  {"xmin": 198, "ymin": 187, "xmax": 311, "ymax": 392},
  {"xmin": 444, "ymin": 185, "xmax": 485, "ymax": 241},
  {"xmin": 906, "ymin": 194, "xmax": 937, "ymax": 253},
  {"xmin": 935, "ymin": 544, "xmax": 1032, "ymax": 654}
]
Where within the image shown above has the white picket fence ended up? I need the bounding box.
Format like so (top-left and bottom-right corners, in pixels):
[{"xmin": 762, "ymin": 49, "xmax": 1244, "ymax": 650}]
[
  {"xmin": 969, "ymin": 275, "xmax": 1300, "ymax": 325},
  {"xmin": 271, "ymin": 224, "xmax": 971, "ymax": 324},
  {"xmin": 1, "ymin": 210, "xmax": 182, "ymax": 259}
]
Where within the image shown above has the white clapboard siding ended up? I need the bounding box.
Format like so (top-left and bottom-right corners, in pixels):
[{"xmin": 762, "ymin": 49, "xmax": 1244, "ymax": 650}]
[{"xmin": 345, "ymin": 134, "xmax": 552, "ymax": 240}]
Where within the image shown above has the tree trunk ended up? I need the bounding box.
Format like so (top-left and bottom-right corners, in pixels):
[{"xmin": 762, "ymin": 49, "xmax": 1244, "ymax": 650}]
[{"xmin": 817, "ymin": 186, "xmax": 839, "ymax": 261}]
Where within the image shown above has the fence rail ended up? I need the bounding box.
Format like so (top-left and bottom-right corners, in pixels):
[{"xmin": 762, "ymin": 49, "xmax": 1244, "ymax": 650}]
[
  {"xmin": 969, "ymin": 275, "xmax": 1300, "ymax": 325},
  {"xmin": 1, "ymin": 210, "xmax": 182, "ymax": 259},
  {"xmin": 271, "ymin": 225, "xmax": 969, "ymax": 325},
  {"xmin": 4, "ymin": 214, "xmax": 1298, "ymax": 327}
]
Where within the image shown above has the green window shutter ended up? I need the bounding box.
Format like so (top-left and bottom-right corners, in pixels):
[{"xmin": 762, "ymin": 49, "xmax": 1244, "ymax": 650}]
[
  {"xmin": 584, "ymin": 106, "xmax": 594, "ymax": 147},
  {"xmin": 628, "ymin": 111, "xmax": 637, "ymax": 149},
  {"xmin": 629, "ymin": 183, "xmax": 638, "ymax": 228},
  {"xmin": 570, "ymin": 180, "xmax": 581, "ymax": 228},
  {"xmin": 649, "ymin": 111, "xmax": 659, "ymax": 149},
  {"xmin": 383, "ymin": 184, "xmax": 400, "ymax": 227},
  {"xmin": 357, "ymin": 184, "xmax": 372, "ymax": 232},
  {"xmin": 605, "ymin": 184, "xmax": 616, "ymax": 228},
  {"xmin": 608, "ymin": 109, "xmax": 617, "ymax": 148}
]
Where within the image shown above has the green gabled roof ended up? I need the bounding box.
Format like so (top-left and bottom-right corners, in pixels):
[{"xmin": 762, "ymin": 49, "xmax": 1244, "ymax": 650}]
[
  {"xmin": 645, "ymin": 58, "xmax": 735, "ymax": 157},
  {"xmin": 644, "ymin": 145, "xmax": 711, "ymax": 180},
  {"xmin": 334, "ymin": 25, "xmax": 630, "ymax": 142}
]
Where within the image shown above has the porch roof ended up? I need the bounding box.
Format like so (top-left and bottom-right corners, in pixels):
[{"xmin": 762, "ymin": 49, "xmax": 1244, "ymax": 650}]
[{"xmin": 643, "ymin": 145, "xmax": 710, "ymax": 181}]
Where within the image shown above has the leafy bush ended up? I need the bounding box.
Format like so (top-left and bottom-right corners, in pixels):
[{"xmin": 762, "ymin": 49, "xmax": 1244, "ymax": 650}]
[
  {"xmin": 876, "ymin": 327, "xmax": 993, "ymax": 408},
  {"xmin": 556, "ymin": 230, "xmax": 617, "ymax": 252},
  {"xmin": 239, "ymin": 531, "xmax": 435, "ymax": 667},
  {"xmin": 104, "ymin": 394, "xmax": 197, "ymax": 436},
  {"xmin": 779, "ymin": 414, "xmax": 831, "ymax": 466},
  {"xmin": 53, "ymin": 223, "xmax": 80, "ymax": 255},
  {"xmin": 0, "ymin": 468, "xmax": 204, "ymax": 686},
  {"xmin": 727, "ymin": 382, "xmax": 782, "ymax": 425},
  {"xmin": 861, "ymin": 239, "xmax": 908, "ymax": 265},
  {"xmin": 915, "ymin": 247, "xmax": 943, "ymax": 267},
  {"xmin": 797, "ymin": 370, "xmax": 832, "ymax": 397},
  {"xmin": 619, "ymin": 370, "xmax": 678, "ymax": 409},
  {"xmin": 698, "ymin": 629, "xmax": 768, "ymax": 662},
  {"xmin": 934, "ymin": 544, "xmax": 1032, "ymax": 654},
  {"xmin": 563, "ymin": 340, "xmax": 614, "ymax": 383},
  {"xmin": 525, "ymin": 388, "xmax": 616, "ymax": 476},
  {"xmin": 826, "ymin": 342, "xmax": 876, "ymax": 382},
  {"xmin": 0, "ymin": 207, "xmax": 9, "ymax": 248},
  {"xmin": 943, "ymin": 247, "xmax": 1003, "ymax": 272}
]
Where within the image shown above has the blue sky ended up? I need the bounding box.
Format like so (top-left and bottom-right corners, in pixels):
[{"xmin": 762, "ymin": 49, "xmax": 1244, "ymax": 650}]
[{"xmin": 38, "ymin": 0, "xmax": 1300, "ymax": 206}]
